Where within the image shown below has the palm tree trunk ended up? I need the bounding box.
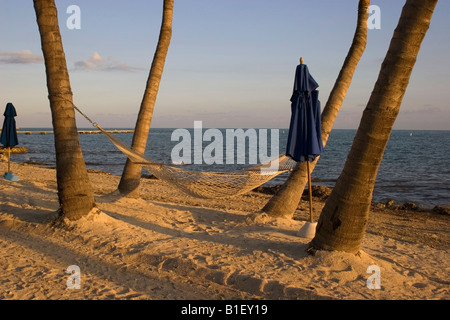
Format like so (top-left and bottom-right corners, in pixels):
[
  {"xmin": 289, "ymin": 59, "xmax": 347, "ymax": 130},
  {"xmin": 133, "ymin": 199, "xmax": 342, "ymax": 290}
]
[
  {"xmin": 262, "ymin": 0, "xmax": 370, "ymax": 218},
  {"xmin": 309, "ymin": 0, "xmax": 438, "ymax": 254},
  {"xmin": 118, "ymin": 0, "xmax": 173, "ymax": 197},
  {"xmin": 34, "ymin": 0, "xmax": 95, "ymax": 221}
]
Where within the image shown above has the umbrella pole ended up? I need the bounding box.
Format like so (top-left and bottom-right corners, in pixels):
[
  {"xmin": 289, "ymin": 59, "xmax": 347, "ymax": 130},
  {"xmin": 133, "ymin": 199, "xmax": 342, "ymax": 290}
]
[
  {"xmin": 307, "ymin": 160, "xmax": 313, "ymax": 222},
  {"xmin": 7, "ymin": 147, "xmax": 11, "ymax": 172}
]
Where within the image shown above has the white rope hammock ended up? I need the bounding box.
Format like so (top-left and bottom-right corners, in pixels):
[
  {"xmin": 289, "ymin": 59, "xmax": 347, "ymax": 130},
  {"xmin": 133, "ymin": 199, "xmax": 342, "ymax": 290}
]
[
  {"xmin": 49, "ymin": 92, "xmax": 296, "ymax": 199},
  {"xmin": 100, "ymin": 127, "xmax": 296, "ymax": 198}
]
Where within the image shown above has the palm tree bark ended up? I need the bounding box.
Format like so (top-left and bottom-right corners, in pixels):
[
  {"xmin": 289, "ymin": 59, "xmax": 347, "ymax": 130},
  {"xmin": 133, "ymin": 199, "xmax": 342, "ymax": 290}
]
[
  {"xmin": 118, "ymin": 0, "xmax": 173, "ymax": 197},
  {"xmin": 262, "ymin": 0, "xmax": 370, "ymax": 218},
  {"xmin": 34, "ymin": 0, "xmax": 95, "ymax": 220},
  {"xmin": 309, "ymin": 0, "xmax": 438, "ymax": 254}
]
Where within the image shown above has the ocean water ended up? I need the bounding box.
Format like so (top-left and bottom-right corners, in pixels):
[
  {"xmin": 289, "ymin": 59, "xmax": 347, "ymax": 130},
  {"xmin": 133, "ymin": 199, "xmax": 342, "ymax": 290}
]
[{"xmin": 10, "ymin": 128, "xmax": 450, "ymax": 209}]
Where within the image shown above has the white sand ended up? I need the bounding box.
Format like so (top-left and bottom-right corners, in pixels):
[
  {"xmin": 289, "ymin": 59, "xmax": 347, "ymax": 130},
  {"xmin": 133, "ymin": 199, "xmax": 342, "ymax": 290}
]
[{"xmin": 0, "ymin": 161, "xmax": 448, "ymax": 300}]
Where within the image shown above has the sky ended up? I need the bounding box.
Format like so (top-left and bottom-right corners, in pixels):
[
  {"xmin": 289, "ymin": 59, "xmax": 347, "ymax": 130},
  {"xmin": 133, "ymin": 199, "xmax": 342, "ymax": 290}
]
[{"xmin": 1, "ymin": 0, "xmax": 449, "ymax": 130}]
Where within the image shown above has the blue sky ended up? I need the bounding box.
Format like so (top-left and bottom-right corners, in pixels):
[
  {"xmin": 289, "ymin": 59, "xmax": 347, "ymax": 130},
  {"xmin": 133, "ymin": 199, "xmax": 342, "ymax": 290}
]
[{"xmin": 1, "ymin": 0, "xmax": 449, "ymax": 129}]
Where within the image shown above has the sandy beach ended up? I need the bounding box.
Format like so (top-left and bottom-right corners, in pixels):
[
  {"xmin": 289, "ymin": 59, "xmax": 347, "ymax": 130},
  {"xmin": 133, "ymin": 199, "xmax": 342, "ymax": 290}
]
[{"xmin": 0, "ymin": 161, "xmax": 448, "ymax": 301}]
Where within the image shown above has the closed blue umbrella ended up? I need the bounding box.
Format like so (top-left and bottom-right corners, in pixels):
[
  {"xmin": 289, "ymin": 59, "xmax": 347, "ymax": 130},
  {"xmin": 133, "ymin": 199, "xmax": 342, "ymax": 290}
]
[
  {"xmin": 286, "ymin": 58, "xmax": 323, "ymax": 229},
  {"xmin": 1, "ymin": 102, "xmax": 19, "ymax": 181},
  {"xmin": 286, "ymin": 61, "xmax": 323, "ymax": 161}
]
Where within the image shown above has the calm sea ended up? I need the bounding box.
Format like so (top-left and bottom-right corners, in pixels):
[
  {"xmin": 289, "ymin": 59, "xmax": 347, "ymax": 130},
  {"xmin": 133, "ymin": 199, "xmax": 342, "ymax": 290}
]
[{"xmin": 10, "ymin": 128, "xmax": 450, "ymax": 209}]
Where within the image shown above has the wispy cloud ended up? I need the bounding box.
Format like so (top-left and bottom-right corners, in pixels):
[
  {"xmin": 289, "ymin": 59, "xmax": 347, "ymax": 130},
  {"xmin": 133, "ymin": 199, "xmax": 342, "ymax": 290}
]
[
  {"xmin": 73, "ymin": 52, "xmax": 140, "ymax": 72},
  {"xmin": 0, "ymin": 50, "xmax": 43, "ymax": 64}
]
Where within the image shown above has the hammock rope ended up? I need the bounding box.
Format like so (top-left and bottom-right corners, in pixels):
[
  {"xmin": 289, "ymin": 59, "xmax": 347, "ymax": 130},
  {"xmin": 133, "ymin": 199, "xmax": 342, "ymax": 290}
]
[{"xmin": 48, "ymin": 93, "xmax": 296, "ymax": 198}]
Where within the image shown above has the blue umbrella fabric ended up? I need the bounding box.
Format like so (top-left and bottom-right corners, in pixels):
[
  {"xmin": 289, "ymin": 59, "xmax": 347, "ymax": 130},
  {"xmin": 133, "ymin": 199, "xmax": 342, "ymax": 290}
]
[
  {"xmin": 1, "ymin": 102, "xmax": 19, "ymax": 181},
  {"xmin": 1, "ymin": 102, "xmax": 19, "ymax": 148},
  {"xmin": 286, "ymin": 63, "xmax": 323, "ymax": 162},
  {"xmin": 285, "ymin": 61, "xmax": 323, "ymax": 227}
]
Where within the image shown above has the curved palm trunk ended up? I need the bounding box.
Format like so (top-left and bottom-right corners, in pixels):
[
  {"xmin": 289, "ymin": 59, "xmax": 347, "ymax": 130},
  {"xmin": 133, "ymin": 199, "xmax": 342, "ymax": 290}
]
[
  {"xmin": 118, "ymin": 0, "xmax": 173, "ymax": 197},
  {"xmin": 310, "ymin": 0, "xmax": 438, "ymax": 254},
  {"xmin": 262, "ymin": 0, "xmax": 370, "ymax": 218},
  {"xmin": 34, "ymin": 0, "xmax": 95, "ymax": 221}
]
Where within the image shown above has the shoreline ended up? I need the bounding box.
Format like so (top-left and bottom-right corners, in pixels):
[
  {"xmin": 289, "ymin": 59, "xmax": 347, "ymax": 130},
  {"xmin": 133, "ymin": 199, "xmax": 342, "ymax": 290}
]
[
  {"xmin": 9, "ymin": 128, "xmax": 450, "ymax": 209},
  {"xmin": 0, "ymin": 160, "xmax": 449, "ymax": 300},
  {"xmin": 9, "ymin": 158, "xmax": 450, "ymax": 213}
]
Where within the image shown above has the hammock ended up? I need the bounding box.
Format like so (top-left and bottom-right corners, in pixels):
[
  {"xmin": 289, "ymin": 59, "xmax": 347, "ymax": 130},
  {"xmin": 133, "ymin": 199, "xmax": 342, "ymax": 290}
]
[
  {"xmin": 99, "ymin": 127, "xmax": 296, "ymax": 198},
  {"xmin": 50, "ymin": 93, "xmax": 297, "ymax": 199}
]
